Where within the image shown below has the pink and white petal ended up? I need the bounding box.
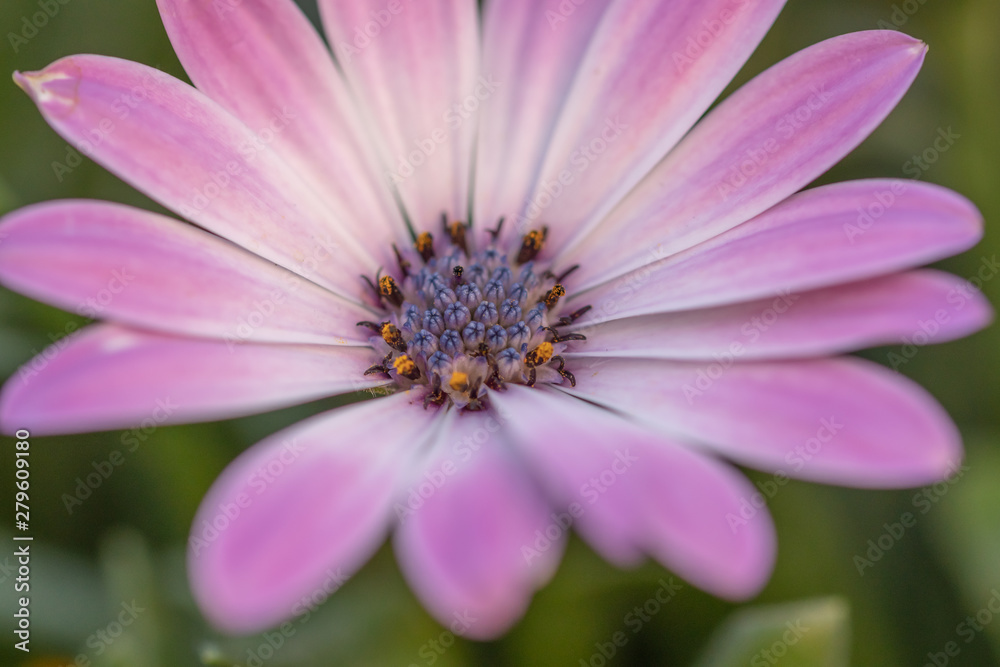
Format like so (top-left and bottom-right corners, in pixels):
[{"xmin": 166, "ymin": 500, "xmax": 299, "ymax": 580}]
[
  {"xmin": 571, "ymin": 270, "xmax": 992, "ymax": 361},
  {"xmin": 562, "ymin": 357, "xmax": 962, "ymax": 488},
  {"xmin": 563, "ymin": 31, "xmax": 928, "ymax": 288},
  {"xmin": 318, "ymin": 0, "xmax": 478, "ymax": 231},
  {"xmin": 190, "ymin": 392, "xmax": 439, "ymax": 633},
  {"xmin": 572, "ymin": 180, "xmax": 982, "ymax": 320},
  {"xmin": 14, "ymin": 55, "xmax": 377, "ymax": 299},
  {"xmin": 473, "ymin": 0, "xmax": 609, "ymax": 246},
  {"xmin": 394, "ymin": 409, "xmax": 558, "ymax": 639},
  {"xmin": 0, "ymin": 201, "xmax": 375, "ymax": 344},
  {"xmin": 515, "ymin": 0, "xmax": 786, "ymax": 251},
  {"xmin": 157, "ymin": 0, "xmax": 406, "ymax": 247},
  {"xmin": 493, "ymin": 386, "xmax": 776, "ymax": 599},
  {"xmin": 0, "ymin": 324, "xmax": 386, "ymax": 436}
]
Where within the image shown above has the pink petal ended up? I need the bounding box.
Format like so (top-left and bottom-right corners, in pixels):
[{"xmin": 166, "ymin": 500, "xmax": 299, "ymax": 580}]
[
  {"xmin": 571, "ymin": 270, "xmax": 992, "ymax": 360},
  {"xmin": 318, "ymin": 0, "xmax": 479, "ymax": 230},
  {"xmin": 563, "ymin": 357, "xmax": 962, "ymax": 488},
  {"xmin": 190, "ymin": 392, "xmax": 438, "ymax": 633},
  {"xmin": 572, "ymin": 180, "xmax": 982, "ymax": 319},
  {"xmin": 394, "ymin": 408, "xmax": 558, "ymax": 639},
  {"xmin": 493, "ymin": 386, "xmax": 776, "ymax": 599},
  {"xmin": 0, "ymin": 201, "xmax": 375, "ymax": 344},
  {"xmin": 0, "ymin": 324, "xmax": 385, "ymax": 436},
  {"xmin": 515, "ymin": 0, "xmax": 786, "ymax": 251},
  {"xmin": 472, "ymin": 0, "xmax": 609, "ymax": 246},
  {"xmin": 14, "ymin": 55, "xmax": 378, "ymax": 299},
  {"xmin": 157, "ymin": 0, "xmax": 406, "ymax": 247},
  {"xmin": 563, "ymin": 31, "xmax": 928, "ymax": 289}
]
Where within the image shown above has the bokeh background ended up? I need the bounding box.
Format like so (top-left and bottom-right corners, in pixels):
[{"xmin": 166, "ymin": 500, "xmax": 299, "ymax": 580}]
[{"xmin": 1, "ymin": 0, "xmax": 998, "ymax": 665}]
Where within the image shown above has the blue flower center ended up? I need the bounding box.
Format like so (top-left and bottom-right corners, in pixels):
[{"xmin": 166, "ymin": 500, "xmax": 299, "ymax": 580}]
[{"xmin": 359, "ymin": 220, "xmax": 589, "ymax": 410}]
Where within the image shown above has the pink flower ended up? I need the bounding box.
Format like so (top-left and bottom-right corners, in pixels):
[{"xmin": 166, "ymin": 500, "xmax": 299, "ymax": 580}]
[{"xmin": 0, "ymin": 0, "xmax": 991, "ymax": 639}]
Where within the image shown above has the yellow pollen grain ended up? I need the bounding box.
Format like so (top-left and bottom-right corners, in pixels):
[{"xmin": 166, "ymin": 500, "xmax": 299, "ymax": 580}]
[
  {"xmin": 393, "ymin": 355, "xmax": 417, "ymax": 376},
  {"xmin": 416, "ymin": 232, "xmax": 434, "ymax": 256},
  {"xmin": 525, "ymin": 342, "xmax": 554, "ymax": 367},
  {"xmin": 544, "ymin": 284, "xmax": 566, "ymax": 309},
  {"xmin": 449, "ymin": 371, "xmax": 470, "ymax": 392},
  {"xmin": 381, "ymin": 322, "xmax": 404, "ymax": 349},
  {"xmin": 517, "ymin": 227, "xmax": 548, "ymax": 264}
]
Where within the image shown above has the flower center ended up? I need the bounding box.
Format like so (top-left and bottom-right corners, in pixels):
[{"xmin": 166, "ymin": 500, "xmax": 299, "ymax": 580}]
[{"xmin": 359, "ymin": 218, "xmax": 590, "ymax": 410}]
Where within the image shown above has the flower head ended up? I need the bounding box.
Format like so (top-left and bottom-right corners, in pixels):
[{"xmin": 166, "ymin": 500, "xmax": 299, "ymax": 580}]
[{"xmin": 0, "ymin": 0, "xmax": 991, "ymax": 640}]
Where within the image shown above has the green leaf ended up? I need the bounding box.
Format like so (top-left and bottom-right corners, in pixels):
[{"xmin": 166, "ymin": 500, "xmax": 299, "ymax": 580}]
[{"xmin": 691, "ymin": 597, "xmax": 850, "ymax": 667}]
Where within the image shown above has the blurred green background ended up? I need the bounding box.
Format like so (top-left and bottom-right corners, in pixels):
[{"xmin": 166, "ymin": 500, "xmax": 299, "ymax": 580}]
[{"xmin": 1, "ymin": 0, "xmax": 998, "ymax": 665}]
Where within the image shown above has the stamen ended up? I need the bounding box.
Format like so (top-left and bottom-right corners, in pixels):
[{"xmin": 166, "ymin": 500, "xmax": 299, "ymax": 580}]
[
  {"xmin": 555, "ymin": 264, "xmax": 580, "ymax": 284},
  {"xmin": 392, "ymin": 244, "xmax": 411, "ymax": 278},
  {"xmin": 542, "ymin": 284, "xmax": 565, "ymax": 310},
  {"xmin": 364, "ymin": 352, "xmax": 393, "ymax": 376},
  {"xmin": 525, "ymin": 342, "xmax": 554, "ymax": 368},
  {"xmin": 445, "ymin": 217, "xmax": 468, "ymax": 255},
  {"xmin": 381, "ymin": 322, "xmax": 406, "ymax": 352},
  {"xmin": 449, "ymin": 371, "xmax": 470, "ymax": 392},
  {"xmin": 393, "ymin": 354, "xmax": 421, "ymax": 380},
  {"xmin": 357, "ymin": 320, "xmax": 383, "ymax": 333},
  {"xmin": 487, "ymin": 216, "xmax": 505, "ymax": 241},
  {"xmin": 557, "ymin": 305, "xmax": 593, "ymax": 327},
  {"xmin": 378, "ymin": 275, "xmax": 404, "ymax": 307},
  {"xmin": 415, "ymin": 232, "xmax": 435, "ymax": 262},
  {"xmin": 516, "ymin": 227, "xmax": 548, "ymax": 264}
]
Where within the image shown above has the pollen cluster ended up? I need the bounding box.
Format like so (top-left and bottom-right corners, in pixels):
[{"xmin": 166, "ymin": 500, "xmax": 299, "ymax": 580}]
[{"xmin": 360, "ymin": 219, "xmax": 589, "ymax": 410}]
